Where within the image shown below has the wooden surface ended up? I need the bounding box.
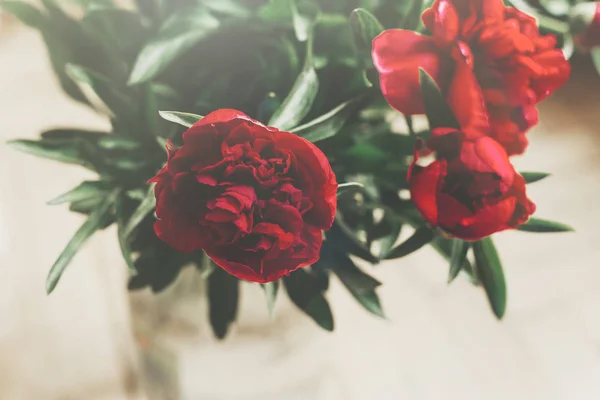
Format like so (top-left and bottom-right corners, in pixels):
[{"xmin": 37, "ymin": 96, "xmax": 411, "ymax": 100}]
[{"xmin": 1, "ymin": 24, "xmax": 599, "ymax": 400}]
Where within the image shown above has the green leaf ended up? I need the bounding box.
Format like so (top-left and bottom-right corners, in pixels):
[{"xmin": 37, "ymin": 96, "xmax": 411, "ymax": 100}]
[
  {"xmin": 292, "ymin": 98, "xmax": 359, "ymax": 142},
  {"xmin": 472, "ymin": 237, "xmax": 506, "ymax": 319},
  {"xmin": 332, "ymin": 255, "xmax": 384, "ymax": 318},
  {"xmin": 128, "ymin": 9, "xmax": 220, "ymax": 85},
  {"xmin": 123, "ymin": 184, "xmax": 157, "ymax": 238},
  {"xmin": 97, "ymin": 136, "xmax": 142, "ymax": 151},
  {"xmin": 591, "ymin": 48, "xmax": 600, "ymax": 76},
  {"xmin": 384, "ymin": 226, "xmax": 434, "ymax": 260},
  {"xmin": 201, "ymin": 0, "xmax": 251, "ymax": 18},
  {"xmin": 520, "ymin": 171, "xmax": 551, "ymax": 184},
  {"xmin": 3, "ymin": 1, "xmax": 46, "ymax": 28},
  {"xmin": 517, "ymin": 217, "xmax": 574, "ymax": 233},
  {"xmin": 207, "ymin": 265, "xmax": 239, "ymax": 339},
  {"xmin": 7, "ymin": 139, "xmax": 97, "ymax": 170},
  {"xmin": 290, "ymin": 0, "xmax": 313, "ymax": 42},
  {"xmin": 331, "ymin": 255, "xmax": 381, "ymax": 292},
  {"xmin": 327, "ymin": 219, "xmax": 379, "ymax": 264},
  {"xmin": 268, "ymin": 36, "xmax": 319, "ymax": 131},
  {"xmin": 349, "ymin": 8, "xmax": 384, "ymax": 53},
  {"xmin": 81, "ymin": 7, "xmax": 147, "ymax": 57},
  {"xmin": 257, "ymin": 92, "xmax": 281, "ymax": 122},
  {"xmin": 48, "ymin": 181, "xmax": 112, "ymax": 206},
  {"xmin": 258, "ymin": 0, "xmax": 293, "ymax": 22},
  {"xmin": 336, "ymin": 182, "xmax": 364, "ymax": 198},
  {"xmin": 283, "ymin": 269, "xmax": 334, "ymax": 331},
  {"xmin": 46, "ymin": 190, "xmax": 118, "ymax": 294},
  {"xmin": 371, "ymin": 132, "xmax": 418, "ymax": 157},
  {"xmin": 431, "ymin": 235, "xmax": 478, "ymax": 284},
  {"xmin": 419, "ymin": 68, "xmax": 460, "ymax": 130},
  {"xmin": 448, "ymin": 239, "xmax": 470, "ymax": 283},
  {"xmin": 261, "ymin": 281, "xmax": 279, "ymax": 317},
  {"xmin": 158, "ymin": 110, "xmax": 203, "ymax": 128},
  {"xmin": 40, "ymin": 128, "xmax": 107, "ymax": 141},
  {"xmin": 65, "ymin": 64, "xmax": 135, "ymax": 120},
  {"xmin": 116, "ymin": 194, "xmax": 136, "ymax": 272},
  {"xmin": 377, "ymin": 217, "xmax": 403, "ymax": 259},
  {"xmin": 401, "ymin": 0, "xmax": 425, "ymax": 31},
  {"xmin": 128, "ymin": 244, "xmax": 187, "ymax": 293},
  {"xmin": 343, "ymin": 142, "xmax": 387, "ymax": 173}
]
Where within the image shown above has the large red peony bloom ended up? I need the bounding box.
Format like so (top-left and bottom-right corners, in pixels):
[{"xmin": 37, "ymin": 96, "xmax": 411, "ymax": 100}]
[
  {"xmin": 149, "ymin": 109, "xmax": 338, "ymax": 283},
  {"xmin": 408, "ymin": 144, "xmax": 535, "ymax": 241},
  {"xmin": 372, "ymin": 0, "xmax": 570, "ymax": 155}
]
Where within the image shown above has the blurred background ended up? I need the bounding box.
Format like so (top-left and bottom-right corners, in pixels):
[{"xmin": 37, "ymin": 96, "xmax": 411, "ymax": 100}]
[{"xmin": 1, "ymin": 3, "xmax": 600, "ymax": 400}]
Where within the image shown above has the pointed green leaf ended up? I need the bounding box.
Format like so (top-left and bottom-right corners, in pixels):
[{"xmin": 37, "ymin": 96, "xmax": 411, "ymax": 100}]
[
  {"xmin": 401, "ymin": 0, "xmax": 425, "ymax": 31},
  {"xmin": 520, "ymin": 171, "xmax": 551, "ymax": 184},
  {"xmin": 202, "ymin": 0, "xmax": 251, "ymax": 17},
  {"xmin": 472, "ymin": 237, "xmax": 506, "ymax": 319},
  {"xmin": 97, "ymin": 136, "xmax": 142, "ymax": 151},
  {"xmin": 48, "ymin": 181, "xmax": 112, "ymax": 206},
  {"xmin": 283, "ymin": 269, "xmax": 334, "ymax": 331},
  {"xmin": 292, "ymin": 98, "xmax": 359, "ymax": 142},
  {"xmin": 336, "ymin": 182, "xmax": 364, "ymax": 198},
  {"xmin": 349, "ymin": 8, "xmax": 384, "ymax": 52},
  {"xmin": 517, "ymin": 217, "xmax": 574, "ymax": 233},
  {"xmin": 128, "ymin": 244, "xmax": 187, "ymax": 293},
  {"xmin": 290, "ymin": 0, "xmax": 312, "ymax": 42},
  {"xmin": 3, "ymin": 1, "xmax": 46, "ymax": 28},
  {"xmin": 331, "ymin": 254, "xmax": 381, "ymax": 292},
  {"xmin": 377, "ymin": 218, "xmax": 403, "ymax": 259},
  {"xmin": 419, "ymin": 68, "xmax": 461, "ymax": 130},
  {"xmin": 261, "ymin": 281, "xmax": 279, "ymax": 317},
  {"xmin": 81, "ymin": 7, "xmax": 148, "ymax": 60},
  {"xmin": 330, "ymin": 253, "xmax": 385, "ymax": 318},
  {"xmin": 430, "ymin": 235, "xmax": 477, "ymax": 284},
  {"xmin": 268, "ymin": 36, "xmax": 319, "ymax": 131},
  {"xmin": 448, "ymin": 239, "xmax": 470, "ymax": 283},
  {"xmin": 158, "ymin": 111, "xmax": 203, "ymax": 128},
  {"xmin": 351, "ymin": 289, "xmax": 384, "ymax": 318},
  {"xmin": 327, "ymin": 219, "xmax": 379, "ymax": 264},
  {"xmin": 40, "ymin": 128, "xmax": 107, "ymax": 141},
  {"xmin": 123, "ymin": 184, "xmax": 157, "ymax": 238},
  {"xmin": 7, "ymin": 139, "xmax": 97, "ymax": 170},
  {"xmin": 116, "ymin": 194, "xmax": 136, "ymax": 272},
  {"xmin": 197, "ymin": 251, "xmax": 216, "ymax": 279},
  {"xmin": 65, "ymin": 64, "xmax": 134, "ymax": 119},
  {"xmin": 591, "ymin": 47, "xmax": 600, "ymax": 76},
  {"xmin": 384, "ymin": 226, "xmax": 435, "ymax": 260},
  {"xmin": 343, "ymin": 142, "xmax": 387, "ymax": 173},
  {"xmin": 128, "ymin": 10, "xmax": 220, "ymax": 85},
  {"xmin": 207, "ymin": 265, "xmax": 239, "ymax": 339},
  {"xmin": 47, "ymin": 190, "xmax": 118, "ymax": 294}
]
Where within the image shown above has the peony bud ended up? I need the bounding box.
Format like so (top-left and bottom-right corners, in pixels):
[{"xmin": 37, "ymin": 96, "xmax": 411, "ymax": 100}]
[{"xmin": 570, "ymin": 2, "xmax": 600, "ymax": 49}]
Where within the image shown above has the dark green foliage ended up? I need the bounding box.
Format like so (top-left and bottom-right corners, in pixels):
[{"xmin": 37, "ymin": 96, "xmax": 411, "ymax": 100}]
[{"xmin": 5, "ymin": 0, "xmax": 570, "ymax": 334}]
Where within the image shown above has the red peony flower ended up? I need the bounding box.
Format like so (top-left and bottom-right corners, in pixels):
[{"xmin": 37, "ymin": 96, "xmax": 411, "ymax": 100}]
[
  {"xmin": 149, "ymin": 109, "xmax": 338, "ymax": 283},
  {"xmin": 372, "ymin": 0, "xmax": 570, "ymax": 155},
  {"xmin": 408, "ymin": 143, "xmax": 535, "ymax": 241}
]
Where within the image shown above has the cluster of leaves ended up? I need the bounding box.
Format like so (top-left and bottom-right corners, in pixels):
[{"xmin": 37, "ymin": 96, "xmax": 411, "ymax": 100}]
[{"xmin": 5, "ymin": 0, "xmax": 572, "ymax": 338}]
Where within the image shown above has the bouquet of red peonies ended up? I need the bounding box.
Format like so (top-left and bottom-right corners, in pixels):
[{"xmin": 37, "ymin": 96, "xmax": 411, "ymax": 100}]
[{"xmin": 6, "ymin": 0, "xmax": 575, "ymax": 337}]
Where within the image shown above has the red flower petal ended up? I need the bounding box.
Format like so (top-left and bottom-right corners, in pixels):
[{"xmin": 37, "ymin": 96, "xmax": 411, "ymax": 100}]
[
  {"xmin": 425, "ymin": 0, "xmax": 460, "ymax": 47},
  {"xmin": 409, "ymin": 159, "xmax": 446, "ymax": 226},
  {"xmin": 460, "ymin": 137, "xmax": 514, "ymax": 185},
  {"xmin": 273, "ymin": 131, "xmax": 337, "ymax": 230},
  {"xmin": 372, "ymin": 30, "xmax": 449, "ymax": 115},
  {"xmin": 446, "ymin": 52, "xmax": 489, "ymax": 138}
]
